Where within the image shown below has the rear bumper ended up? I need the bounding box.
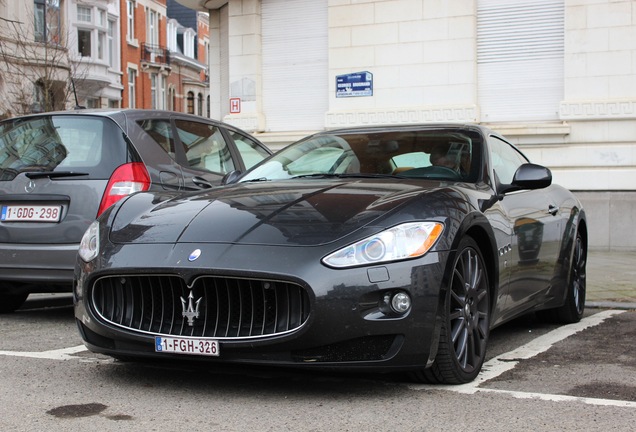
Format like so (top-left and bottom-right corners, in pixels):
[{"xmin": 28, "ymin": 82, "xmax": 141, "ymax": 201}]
[{"xmin": 0, "ymin": 243, "xmax": 77, "ymax": 290}]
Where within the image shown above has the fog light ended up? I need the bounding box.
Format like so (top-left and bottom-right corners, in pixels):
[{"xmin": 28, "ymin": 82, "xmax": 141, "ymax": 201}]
[{"xmin": 391, "ymin": 292, "xmax": 411, "ymax": 314}]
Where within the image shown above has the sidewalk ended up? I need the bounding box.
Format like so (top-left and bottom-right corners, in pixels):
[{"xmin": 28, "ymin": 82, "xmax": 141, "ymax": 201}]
[{"xmin": 586, "ymin": 250, "xmax": 636, "ymax": 309}]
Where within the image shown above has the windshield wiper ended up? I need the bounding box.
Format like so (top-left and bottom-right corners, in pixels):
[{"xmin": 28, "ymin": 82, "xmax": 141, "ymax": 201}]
[
  {"xmin": 335, "ymin": 173, "xmax": 406, "ymax": 179},
  {"xmin": 241, "ymin": 177, "xmax": 270, "ymax": 183},
  {"xmin": 291, "ymin": 173, "xmax": 407, "ymax": 180},
  {"xmin": 25, "ymin": 171, "xmax": 89, "ymax": 179},
  {"xmin": 290, "ymin": 173, "xmax": 342, "ymax": 179}
]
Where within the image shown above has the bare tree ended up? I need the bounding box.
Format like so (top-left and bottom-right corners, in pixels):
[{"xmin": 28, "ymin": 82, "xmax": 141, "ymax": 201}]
[{"xmin": 0, "ymin": 2, "xmax": 89, "ymax": 118}]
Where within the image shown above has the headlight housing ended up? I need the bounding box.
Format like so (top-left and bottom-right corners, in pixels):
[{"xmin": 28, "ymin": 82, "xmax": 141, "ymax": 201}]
[
  {"xmin": 78, "ymin": 220, "xmax": 100, "ymax": 262},
  {"xmin": 322, "ymin": 222, "xmax": 444, "ymax": 268}
]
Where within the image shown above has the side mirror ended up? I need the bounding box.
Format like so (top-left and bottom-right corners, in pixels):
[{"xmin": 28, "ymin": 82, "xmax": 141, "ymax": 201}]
[
  {"xmin": 221, "ymin": 170, "xmax": 242, "ymax": 185},
  {"xmin": 498, "ymin": 163, "xmax": 552, "ymax": 195},
  {"xmin": 512, "ymin": 163, "xmax": 552, "ymax": 190}
]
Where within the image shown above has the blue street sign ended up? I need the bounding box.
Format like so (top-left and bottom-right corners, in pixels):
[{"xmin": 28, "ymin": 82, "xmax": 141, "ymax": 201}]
[{"xmin": 336, "ymin": 72, "xmax": 373, "ymax": 98}]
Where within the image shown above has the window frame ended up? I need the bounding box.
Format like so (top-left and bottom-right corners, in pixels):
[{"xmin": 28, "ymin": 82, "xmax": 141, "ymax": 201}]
[
  {"xmin": 173, "ymin": 119, "xmax": 236, "ymax": 174},
  {"xmin": 128, "ymin": 69, "xmax": 136, "ymax": 109},
  {"xmin": 150, "ymin": 74, "xmax": 157, "ymax": 109},
  {"xmin": 186, "ymin": 92, "xmax": 194, "ymax": 115},
  {"xmin": 34, "ymin": 0, "xmax": 61, "ymax": 44},
  {"xmin": 107, "ymin": 19, "xmax": 116, "ymax": 67},
  {"xmin": 77, "ymin": 29, "xmax": 92, "ymax": 57},
  {"xmin": 488, "ymin": 135, "xmax": 530, "ymax": 186},
  {"xmin": 127, "ymin": 0, "xmax": 135, "ymax": 42},
  {"xmin": 147, "ymin": 8, "xmax": 158, "ymax": 46}
]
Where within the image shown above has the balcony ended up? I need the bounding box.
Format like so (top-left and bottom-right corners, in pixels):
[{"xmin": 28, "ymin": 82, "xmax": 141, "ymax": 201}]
[{"xmin": 141, "ymin": 43, "xmax": 170, "ymax": 66}]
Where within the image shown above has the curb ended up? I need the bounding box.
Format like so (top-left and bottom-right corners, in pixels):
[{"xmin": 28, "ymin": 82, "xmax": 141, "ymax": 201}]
[{"xmin": 586, "ymin": 301, "xmax": 636, "ymax": 310}]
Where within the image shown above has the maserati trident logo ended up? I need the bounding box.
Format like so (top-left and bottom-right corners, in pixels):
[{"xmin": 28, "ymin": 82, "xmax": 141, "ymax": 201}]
[{"xmin": 180, "ymin": 291, "xmax": 202, "ymax": 326}]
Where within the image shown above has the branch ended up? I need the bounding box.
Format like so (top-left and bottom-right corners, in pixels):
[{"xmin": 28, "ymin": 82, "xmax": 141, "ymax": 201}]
[{"xmin": 0, "ymin": 17, "xmax": 22, "ymax": 25}]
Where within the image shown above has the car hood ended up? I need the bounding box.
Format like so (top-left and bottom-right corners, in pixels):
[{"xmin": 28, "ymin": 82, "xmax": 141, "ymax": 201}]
[{"xmin": 109, "ymin": 179, "xmax": 450, "ymax": 246}]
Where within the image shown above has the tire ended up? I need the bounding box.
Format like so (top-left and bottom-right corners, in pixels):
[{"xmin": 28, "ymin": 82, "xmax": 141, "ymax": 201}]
[
  {"xmin": 0, "ymin": 292, "xmax": 29, "ymax": 313},
  {"xmin": 410, "ymin": 237, "xmax": 490, "ymax": 384},
  {"xmin": 538, "ymin": 231, "xmax": 586, "ymax": 324}
]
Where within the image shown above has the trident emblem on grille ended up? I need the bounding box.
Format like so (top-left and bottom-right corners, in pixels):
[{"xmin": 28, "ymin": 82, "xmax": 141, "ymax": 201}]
[{"xmin": 180, "ymin": 291, "xmax": 202, "ymax": 326}]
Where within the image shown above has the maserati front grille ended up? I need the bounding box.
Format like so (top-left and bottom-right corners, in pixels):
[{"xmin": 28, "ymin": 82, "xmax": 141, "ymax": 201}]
[{"xmin": 91, "ymin": 275, "xmax": 310, "ymax": 339}]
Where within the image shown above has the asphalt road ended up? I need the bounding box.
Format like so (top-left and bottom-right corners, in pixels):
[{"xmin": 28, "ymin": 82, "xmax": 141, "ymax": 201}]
[{"xmin": 0, "ymin": 294, "xmax": 634, "ymax": 431}]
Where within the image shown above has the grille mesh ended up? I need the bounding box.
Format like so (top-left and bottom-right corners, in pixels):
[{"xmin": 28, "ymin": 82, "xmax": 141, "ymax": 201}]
[{"xmin": 91, "ymin": 275, "xmax": 310, "ymax": 339}]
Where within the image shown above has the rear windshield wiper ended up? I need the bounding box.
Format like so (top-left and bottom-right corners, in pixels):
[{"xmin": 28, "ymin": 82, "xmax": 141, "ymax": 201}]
[{"xmin": 25, "ymin": 171, "xmax": 89, "ymax": 179}]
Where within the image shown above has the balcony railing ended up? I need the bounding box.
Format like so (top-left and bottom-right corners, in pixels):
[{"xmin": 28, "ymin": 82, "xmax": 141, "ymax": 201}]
[{"xmin": 141, "ymin": 43, "xmax": 170, "ymax": 66}]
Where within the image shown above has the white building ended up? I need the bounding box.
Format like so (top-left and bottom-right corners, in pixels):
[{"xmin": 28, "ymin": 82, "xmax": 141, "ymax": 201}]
[
  {"xmin": 67, "ymin": 0, "xmax": 123, "ymax": 108},
  {"xmin": 179, "ymin": 0, "xmax": 635, "ymax": 251}
]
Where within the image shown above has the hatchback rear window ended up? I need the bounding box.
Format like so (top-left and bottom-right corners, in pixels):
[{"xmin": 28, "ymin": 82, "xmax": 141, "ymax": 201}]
[{"xmin": 0, "ymin": 115, "xmax": 130, "ymax": 181}]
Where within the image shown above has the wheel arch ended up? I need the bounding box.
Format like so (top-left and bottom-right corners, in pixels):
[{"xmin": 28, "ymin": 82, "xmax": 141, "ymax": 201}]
[
  {"xmin": 464, "ymin": 223, "xmax": 498, "ymax": 315},
  {"xmin": 450, "ymin": 212, "xmax": 499, "ymax": 313},
  {"xmin": 577, "ymin": 211, "xmax": 588, "ymax": 250},
  {"xmin": 427, "ymin": 213, "xmax": 498, "ymax": 366}
]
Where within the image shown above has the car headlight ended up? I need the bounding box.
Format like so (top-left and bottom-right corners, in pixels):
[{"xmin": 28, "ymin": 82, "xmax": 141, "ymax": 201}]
[
  {"xmin": 322, "ymin": 222, "xmax": 444, "ymax": 268},
  {"xmin": 78, "ymin": 220, "xmax": 100, "ymax": 262}
]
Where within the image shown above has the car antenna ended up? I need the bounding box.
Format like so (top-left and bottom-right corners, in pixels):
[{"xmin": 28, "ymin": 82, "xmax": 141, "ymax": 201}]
[{"xmin": 71, "ymin": 78, "xmax": 86, "ymax": 110}]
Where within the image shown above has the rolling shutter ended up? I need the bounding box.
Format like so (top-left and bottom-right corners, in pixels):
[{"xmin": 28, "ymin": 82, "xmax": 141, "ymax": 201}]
[
  {"xmin": 261, "ymin": 0, "xmax": 328, "ymax": 132},
  {"xmin": 477, "ymin": 0, "xmax": 564, "ymax": 123}
]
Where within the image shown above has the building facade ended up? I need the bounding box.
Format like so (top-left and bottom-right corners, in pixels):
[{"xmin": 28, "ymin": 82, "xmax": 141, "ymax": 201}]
[
  {"xmin": 0, "ymin": 0, "xmax": 72, "ymax": 116},
  {"xmin": 0, "ymin": 0, "xmax": 123, "ymax": 112},
  {"xmin": 120, "ymin": 0, "xmax": 170, "ymax": 110},
  {"xmin": 165, "ymin": 0, "xmax": 210, "ymax": 115},
  {"xmin": 175, "ymin": 0, "xmax": 636, "ymax": 251},
  {"xmin": 118, "ymin": 0, "xmax": 209, "ymax": 112},
  {"xmin": 68, "ymin": 0, "xmax": 123, "ymax": 108}
]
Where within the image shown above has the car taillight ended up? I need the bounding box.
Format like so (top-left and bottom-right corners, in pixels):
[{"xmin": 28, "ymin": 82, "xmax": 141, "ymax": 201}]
[{"xmin": 97, "ymin": 163, "xmax": 150, "ymax": 217}]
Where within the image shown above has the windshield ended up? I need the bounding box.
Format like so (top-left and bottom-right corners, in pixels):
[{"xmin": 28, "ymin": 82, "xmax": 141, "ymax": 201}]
[{"xmin": 241, "ymin": 128, "xmax": 482, "ymax": 183}]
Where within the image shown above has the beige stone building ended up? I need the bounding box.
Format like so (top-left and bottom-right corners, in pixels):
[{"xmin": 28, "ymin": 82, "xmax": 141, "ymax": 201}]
[{"xmin": 73, "ymin": 0, "xmax": 636, "ymax": 250}]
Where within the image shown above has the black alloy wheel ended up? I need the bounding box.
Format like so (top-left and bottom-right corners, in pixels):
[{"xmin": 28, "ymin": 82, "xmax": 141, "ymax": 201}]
[
  {"xmin": 570, "ymin": 234, "xmax": 587, "ymax": 317},
  {"xmin": 539, "ymin": 231, "xmax": 587, "ymax": 324},
  {"xmin": 537, "ymin": 232, "xmax": 587, "ymax": 324},
  {"xmin": 410, "ymin": 236, "xmax": 490, "ymax": 384}
]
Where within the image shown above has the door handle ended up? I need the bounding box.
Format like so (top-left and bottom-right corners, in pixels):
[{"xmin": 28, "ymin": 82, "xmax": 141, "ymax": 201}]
[
  {"xmin": 192, "ymin": 177, "xmax": 213, "ymax": 189},
  {"xmin": 548, "ymin": 205, "xmax": 559, "ymax": 216}
]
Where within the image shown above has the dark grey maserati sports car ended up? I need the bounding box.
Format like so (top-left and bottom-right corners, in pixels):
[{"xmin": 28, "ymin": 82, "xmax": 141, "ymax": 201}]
[{"xmin": 74, "ymin": 124, "xmax": 587, "ymax": 384}]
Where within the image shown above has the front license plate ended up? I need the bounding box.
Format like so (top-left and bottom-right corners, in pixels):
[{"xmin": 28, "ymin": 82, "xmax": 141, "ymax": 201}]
[
  {"xmin": 1, "ymin": 205, "xmax": 62, "ymax": 222},
  {"xmin": 155, "ymin": 337, "xmax": 220, "ymax": 357}
]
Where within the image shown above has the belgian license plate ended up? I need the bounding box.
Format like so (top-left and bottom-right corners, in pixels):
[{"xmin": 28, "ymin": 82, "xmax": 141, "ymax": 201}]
[
  {"xmin": 1, "ymin": 205, "xmax": 62, "ymax": 222},
  {"xmin": 155, "ymin": 337, "xmax": 220, "ymax": 357}
]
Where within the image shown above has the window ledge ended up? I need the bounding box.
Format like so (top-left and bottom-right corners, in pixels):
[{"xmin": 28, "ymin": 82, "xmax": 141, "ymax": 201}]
[
  {"xmin": 484, "ymin": 122, "xmax": 570, "ymax": 137},
  {"xmin": 127, "ymin": 38, "xmax": 139, "ymax": 48}
]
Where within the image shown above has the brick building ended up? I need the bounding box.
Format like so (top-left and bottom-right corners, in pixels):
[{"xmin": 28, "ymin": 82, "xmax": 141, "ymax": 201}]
[
  {"xmin": 165, "ymin": 0, "xmax": 210, "ymax": 115},
  {"xmin": 121, "ymin": 0, "xmax": 168, "ymax": 110},
  {"xmin": 120, "ymin": 0, "xmax": 209, "ymax": 112}
]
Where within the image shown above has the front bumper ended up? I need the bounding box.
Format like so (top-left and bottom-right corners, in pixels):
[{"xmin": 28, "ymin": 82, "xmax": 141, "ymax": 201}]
[{"xmin": 74, "ymin": 242, "xmax": 450, "ymax": 371}]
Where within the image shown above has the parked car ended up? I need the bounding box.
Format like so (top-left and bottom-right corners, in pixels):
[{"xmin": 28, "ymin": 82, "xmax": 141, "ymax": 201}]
[
  {"xmin": 74, "ymin": 124, "xmax": 587, "ymax": 384},
  {"xmin": 0, "ymin": 109, "xmax": 271, "ymax": 312}
]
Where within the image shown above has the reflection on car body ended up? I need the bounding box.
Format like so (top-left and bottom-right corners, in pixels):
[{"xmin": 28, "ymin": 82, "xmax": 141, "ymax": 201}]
[{"xmin": 74, "ymin": 123, "xmax": 587, "ymax": 384}]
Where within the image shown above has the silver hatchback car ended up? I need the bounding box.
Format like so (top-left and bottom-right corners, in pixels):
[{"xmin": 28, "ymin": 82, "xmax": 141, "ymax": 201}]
[{"xmin": 0, "ymin": 109, "xmax": 271, "ymax": 312}]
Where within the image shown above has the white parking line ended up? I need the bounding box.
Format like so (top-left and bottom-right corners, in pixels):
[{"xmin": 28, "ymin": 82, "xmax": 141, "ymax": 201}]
[
  {"xmin": 410, "ymin": 309, "xmax": 636, "ymax": 408},
  {"xmin": 0, "ymin": 345, "xmax": 87, "ymax": 360}
]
